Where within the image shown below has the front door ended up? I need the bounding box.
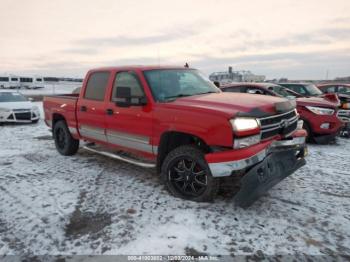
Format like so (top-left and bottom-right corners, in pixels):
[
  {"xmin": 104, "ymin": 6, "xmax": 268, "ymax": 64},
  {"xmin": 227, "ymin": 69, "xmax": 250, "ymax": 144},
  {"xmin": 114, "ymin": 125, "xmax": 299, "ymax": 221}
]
[
  {"xmin": 105, "ymin": 71, "xmax": 154, "ymax": 155},
  {"xmin": 76, "ymin": 71, "xmax": 111, "ymax": 143}
]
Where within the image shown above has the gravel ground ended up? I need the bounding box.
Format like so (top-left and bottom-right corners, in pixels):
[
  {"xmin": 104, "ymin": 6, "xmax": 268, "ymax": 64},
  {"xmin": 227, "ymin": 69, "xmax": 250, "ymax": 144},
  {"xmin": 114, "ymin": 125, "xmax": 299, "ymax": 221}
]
[{"xmin": 0, "ymin": 110, "xmax": 350, "ymax": 260}]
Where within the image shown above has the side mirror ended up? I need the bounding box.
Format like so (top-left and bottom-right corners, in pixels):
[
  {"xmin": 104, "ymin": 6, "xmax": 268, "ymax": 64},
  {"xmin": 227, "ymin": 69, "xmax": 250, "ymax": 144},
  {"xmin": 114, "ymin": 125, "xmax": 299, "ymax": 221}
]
[
  {"xmin": 213, "ymin": 81, "xmax": 220, "ymax": 88},
  {"xmin": 28, "ymin": 97, "xmax": 34, "ymax": 101},
  {"xmin": 115, "ymin": 86, "xmax": 147, "ymax": 107}
]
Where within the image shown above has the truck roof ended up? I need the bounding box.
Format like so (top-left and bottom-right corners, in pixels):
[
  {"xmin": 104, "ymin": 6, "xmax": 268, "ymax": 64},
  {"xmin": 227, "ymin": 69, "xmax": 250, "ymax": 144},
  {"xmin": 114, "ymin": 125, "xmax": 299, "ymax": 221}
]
[{"xmin": 89, "ymin": 65, "xmax": 193, "ymax": 72}]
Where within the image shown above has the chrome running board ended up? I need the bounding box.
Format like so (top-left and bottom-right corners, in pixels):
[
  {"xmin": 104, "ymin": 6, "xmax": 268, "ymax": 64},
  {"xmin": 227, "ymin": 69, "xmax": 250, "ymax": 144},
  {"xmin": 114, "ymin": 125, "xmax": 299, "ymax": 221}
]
[{"xmin": 82, "ymin": 146, "xmax": 156, "ymax": 168}]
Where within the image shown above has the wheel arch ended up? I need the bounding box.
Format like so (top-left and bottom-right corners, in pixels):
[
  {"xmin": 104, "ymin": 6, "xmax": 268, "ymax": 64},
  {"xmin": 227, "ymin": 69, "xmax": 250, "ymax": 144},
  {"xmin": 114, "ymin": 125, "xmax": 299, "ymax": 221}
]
[
  {"xmin": 156, "ymin": 131, "xmax": 210, "ymax": 173},
  {"xmin": 52, "ymin": 113, "xmax": 66, "ymax": 128}
]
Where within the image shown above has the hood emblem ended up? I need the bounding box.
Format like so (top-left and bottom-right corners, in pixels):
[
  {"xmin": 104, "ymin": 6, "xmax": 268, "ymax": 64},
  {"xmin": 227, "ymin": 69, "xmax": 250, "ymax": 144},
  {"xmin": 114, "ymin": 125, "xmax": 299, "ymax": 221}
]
[{"xmin": 280, "ymin": 119, "xmax": 289, "ymax": 128}]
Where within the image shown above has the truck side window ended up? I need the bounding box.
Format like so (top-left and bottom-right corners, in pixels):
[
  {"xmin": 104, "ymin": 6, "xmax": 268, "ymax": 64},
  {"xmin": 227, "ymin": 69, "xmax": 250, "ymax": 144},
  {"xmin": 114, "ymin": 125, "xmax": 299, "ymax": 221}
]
[
  {"xmin": 84, "ymin": 72, "xmax": 110, "ymax": 101},
  {"xmin": 112, "ymin": 72, "xmax": 144, "ymax": 100}
]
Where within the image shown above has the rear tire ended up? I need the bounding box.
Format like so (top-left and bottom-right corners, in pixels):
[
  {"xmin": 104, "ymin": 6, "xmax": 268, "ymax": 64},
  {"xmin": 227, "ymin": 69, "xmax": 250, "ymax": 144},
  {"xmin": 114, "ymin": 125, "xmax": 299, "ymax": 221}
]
[
  {"xmin": 53, "ymin": 120, "xmax": 79, "ymax": 156},
  {"xmin": 161, "ymin": 145, "xmax": 219, "ymax": 202}
]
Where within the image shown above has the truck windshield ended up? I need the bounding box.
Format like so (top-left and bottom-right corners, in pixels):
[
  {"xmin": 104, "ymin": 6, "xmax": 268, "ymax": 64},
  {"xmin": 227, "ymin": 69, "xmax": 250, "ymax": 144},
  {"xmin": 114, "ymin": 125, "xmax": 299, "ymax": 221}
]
[
  {"xmin": 305, "ymin": 84, "xmax": 323, "ymax": 96},
  {"xmin": 0, "ymin": 92, "xmax": 28, "ymax": 102},
  {"xmin": 143, "ymin": 69, "xmax": 220, "ymax": 102}
]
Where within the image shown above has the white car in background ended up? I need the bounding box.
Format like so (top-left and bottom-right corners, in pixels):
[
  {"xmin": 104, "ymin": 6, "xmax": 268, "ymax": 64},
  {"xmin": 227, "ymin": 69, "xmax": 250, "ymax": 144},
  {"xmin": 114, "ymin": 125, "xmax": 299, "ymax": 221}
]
[{"xmin": 0, "ymin": 91, "xmax": 40, "ymax": 123}]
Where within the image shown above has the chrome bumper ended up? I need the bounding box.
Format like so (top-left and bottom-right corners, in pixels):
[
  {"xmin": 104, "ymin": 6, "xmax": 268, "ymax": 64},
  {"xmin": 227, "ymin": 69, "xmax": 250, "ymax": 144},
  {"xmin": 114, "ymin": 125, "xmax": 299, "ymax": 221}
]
[{"xmin": 208, "ymin": 136, "xmax": 306, "ymax": 177}]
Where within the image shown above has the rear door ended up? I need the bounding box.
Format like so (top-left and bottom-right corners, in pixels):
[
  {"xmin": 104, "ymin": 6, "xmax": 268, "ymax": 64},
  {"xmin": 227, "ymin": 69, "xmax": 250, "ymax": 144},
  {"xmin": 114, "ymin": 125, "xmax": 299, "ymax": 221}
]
[
  {"xmin": 76, "ymin": 71, "xmax": 111, "ymax": 143},
  {"xmin": 105, "ymin": 70, "xmax": 154, "ymax": 155}
]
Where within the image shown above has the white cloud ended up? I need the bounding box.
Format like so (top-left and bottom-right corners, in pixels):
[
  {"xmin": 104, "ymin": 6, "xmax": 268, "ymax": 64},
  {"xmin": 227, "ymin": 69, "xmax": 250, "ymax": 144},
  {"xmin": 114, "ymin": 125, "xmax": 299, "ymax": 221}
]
[{"xmin": 0, "ymin": 0, "xmax": 349, "ymax": 79}]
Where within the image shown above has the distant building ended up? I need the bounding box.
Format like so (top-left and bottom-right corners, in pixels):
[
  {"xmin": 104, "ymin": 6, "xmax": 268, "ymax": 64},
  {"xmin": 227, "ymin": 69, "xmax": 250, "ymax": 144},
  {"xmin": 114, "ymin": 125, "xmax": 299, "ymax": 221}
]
[
  {"xmin": 209, "ymin": 66, "xmax": 242, "ymax": 83},
  {"xmin": 209, "ymin": 67, "xmax": 265, "ymax": 83},
  {"xmin": 240, "ymin": 70, "xmax": 266, "ymax": 82}
]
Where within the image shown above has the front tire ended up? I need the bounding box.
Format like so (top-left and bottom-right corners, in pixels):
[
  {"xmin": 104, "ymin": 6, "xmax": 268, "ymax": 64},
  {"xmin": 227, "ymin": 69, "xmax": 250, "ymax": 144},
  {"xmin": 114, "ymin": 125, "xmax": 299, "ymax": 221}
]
[
  {"xmin": 161, "ymin": 145, "xmax": 219, "ymax": 202},
  {"xmin": 53, "ymin": 120, "xmax": 79, "ymax": 156}
]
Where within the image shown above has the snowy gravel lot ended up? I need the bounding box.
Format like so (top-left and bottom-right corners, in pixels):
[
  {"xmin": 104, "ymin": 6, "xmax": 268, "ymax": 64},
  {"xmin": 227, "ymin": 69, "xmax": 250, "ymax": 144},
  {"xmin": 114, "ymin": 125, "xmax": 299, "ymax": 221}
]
[{"xmin": 0, "ymin": 104, "xmax": 350, "ymax": 259}]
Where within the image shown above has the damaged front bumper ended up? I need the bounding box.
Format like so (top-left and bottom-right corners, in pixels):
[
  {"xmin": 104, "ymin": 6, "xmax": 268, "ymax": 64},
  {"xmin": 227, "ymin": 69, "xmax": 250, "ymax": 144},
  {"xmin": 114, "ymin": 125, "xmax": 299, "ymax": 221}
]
[{"xmin": 206, "ymin": 131, "xmax": 307, "ymax": 207}]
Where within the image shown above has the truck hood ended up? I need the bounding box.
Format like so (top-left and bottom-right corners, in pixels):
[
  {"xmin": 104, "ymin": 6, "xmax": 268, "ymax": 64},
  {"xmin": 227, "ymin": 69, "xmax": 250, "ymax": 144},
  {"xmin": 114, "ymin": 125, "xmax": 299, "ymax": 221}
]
[
  {"xmin": 296, "ymin": 97, "xmax": 338, "ymax": 109},
  {"xmin": 162, "ymin": 92, "xmax": 293, "ymax": 118}
]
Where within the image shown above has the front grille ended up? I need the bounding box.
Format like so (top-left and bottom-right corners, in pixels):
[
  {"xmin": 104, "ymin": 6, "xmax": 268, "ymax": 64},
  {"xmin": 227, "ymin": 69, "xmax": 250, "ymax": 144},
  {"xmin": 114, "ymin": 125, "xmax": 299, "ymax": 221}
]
[
  {"xmin": 337, "ymin": 110, "xmax": 350, "ymax": 122},
  {"xmin": 15, "ymin": 112, "xmax": 31, "ymax": 120},
  {"xmin": 259, "ymin": 109, "xmax": 298, "ymax": 140}
]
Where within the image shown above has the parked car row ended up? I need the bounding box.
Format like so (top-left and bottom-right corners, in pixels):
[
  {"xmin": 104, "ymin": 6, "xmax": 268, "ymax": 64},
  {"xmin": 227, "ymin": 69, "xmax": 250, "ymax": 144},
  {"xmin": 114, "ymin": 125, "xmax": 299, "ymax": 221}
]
[{"xmin": 220, "ymin": 82, "xmax": 350, "ymax": 141}]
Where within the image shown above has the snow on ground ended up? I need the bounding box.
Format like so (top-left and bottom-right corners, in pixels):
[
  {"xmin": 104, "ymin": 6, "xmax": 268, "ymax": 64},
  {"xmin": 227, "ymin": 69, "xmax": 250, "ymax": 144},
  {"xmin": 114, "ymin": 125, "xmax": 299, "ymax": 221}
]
[{"xmin": 0, "ymin": 103, "xmax": 350, "ymax": 259}]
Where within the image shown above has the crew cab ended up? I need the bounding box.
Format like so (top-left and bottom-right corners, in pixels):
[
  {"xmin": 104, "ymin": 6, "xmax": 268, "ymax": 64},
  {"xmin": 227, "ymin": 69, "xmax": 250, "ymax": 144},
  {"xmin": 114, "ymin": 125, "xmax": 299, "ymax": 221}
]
[
  {"xmin": 220, "ymin": 83, "xmax": 343, "ymax": 143},
  {"xmin": 44, "ymin": 66, "xmax": 307, "ymax": 207}
]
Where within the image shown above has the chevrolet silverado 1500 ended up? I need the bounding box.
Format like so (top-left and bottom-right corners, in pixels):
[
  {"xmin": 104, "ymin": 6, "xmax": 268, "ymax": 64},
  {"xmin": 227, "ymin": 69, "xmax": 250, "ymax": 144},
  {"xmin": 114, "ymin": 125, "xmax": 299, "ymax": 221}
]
[{"xmin": 44, "ymin": 66, "xmax": 307, "ymax": 207}]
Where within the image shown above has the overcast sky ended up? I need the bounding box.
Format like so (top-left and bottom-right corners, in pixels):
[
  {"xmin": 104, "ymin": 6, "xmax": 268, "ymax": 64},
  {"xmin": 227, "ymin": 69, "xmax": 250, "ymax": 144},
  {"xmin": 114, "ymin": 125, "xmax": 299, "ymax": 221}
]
[{"xmin": 0, "ymin": 0, "xmax": 349, "ymax": 79}]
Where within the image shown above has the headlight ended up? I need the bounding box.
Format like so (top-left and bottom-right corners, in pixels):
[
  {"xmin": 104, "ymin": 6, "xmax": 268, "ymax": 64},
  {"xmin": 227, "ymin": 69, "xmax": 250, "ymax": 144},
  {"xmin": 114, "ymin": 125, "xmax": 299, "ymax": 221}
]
[
  {"xmin": 230, "ymin": 117, "xmax": 260, "ymax": 135},
  {"xmin": 305, "ymin": 106, "xmax": 334, "ymax": 115},
  {"xmin": 32, "ymin": 106, "xmax": 39, "ymax": 111}
]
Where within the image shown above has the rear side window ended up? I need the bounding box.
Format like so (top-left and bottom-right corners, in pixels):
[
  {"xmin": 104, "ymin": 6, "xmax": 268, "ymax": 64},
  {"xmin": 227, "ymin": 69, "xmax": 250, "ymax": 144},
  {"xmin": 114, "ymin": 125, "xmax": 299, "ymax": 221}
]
[{"xmin": 84, "ymin": 72, "xmax": 110, "ymax": 101}]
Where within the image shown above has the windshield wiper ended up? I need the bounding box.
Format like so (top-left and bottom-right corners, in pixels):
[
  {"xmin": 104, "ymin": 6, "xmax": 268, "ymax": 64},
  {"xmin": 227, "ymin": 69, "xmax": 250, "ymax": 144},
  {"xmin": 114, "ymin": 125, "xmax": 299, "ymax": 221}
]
[{"xmin": 162, "ymin": 91, "xmax": 218, "ymax": 102}]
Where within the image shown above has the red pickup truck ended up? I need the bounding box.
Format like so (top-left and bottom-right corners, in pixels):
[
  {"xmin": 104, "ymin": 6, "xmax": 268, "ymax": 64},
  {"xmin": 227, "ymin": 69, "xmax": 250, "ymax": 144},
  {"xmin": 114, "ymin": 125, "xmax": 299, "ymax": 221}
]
[
  {"xmin": 220, "ymin": 83, "xmax": 343, "ymax": 144},
  {"xmin": 44, "ymin": 66, "xmax": 307, "ymax": 207}
]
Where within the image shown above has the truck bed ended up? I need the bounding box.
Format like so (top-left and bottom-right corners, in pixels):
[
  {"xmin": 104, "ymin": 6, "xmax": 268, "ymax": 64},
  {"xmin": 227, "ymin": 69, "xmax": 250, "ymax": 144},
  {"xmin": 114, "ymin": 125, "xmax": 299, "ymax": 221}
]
[{"xmin": 43, "ymin": 94, "xmax": 79, "ymax": 132}]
